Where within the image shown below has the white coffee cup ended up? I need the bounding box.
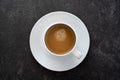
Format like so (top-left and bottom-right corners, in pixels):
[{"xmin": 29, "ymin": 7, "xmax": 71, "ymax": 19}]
[{"xmin": 43, "ymin": 22, "xmax": 82, "ymax": 59}]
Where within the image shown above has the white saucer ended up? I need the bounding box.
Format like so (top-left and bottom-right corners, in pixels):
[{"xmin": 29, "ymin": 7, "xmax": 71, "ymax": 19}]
[{"xmin": 30, "ymin": 11, "xmax": 90, "ymax": 72}]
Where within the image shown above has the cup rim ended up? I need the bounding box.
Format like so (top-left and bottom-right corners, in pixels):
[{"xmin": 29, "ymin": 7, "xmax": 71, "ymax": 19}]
[{"xmin": 44, "ymin": 22, "xmax": 77, "ymax": 57}]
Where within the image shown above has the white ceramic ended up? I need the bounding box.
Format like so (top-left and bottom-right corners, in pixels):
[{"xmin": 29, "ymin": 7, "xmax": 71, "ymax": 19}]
[
  {"xmin": 30, "ymin": 11, "xmax": 90, "ymax": 72},
  {"xmin": 43, "ymin": 22, "xmax": 82, "ymax": 58}
]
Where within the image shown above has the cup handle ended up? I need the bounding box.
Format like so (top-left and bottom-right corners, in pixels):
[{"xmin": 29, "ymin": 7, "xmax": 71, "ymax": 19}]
[{"xmin": 72, "ymin": 49, "xmax": 82, "ymax": 59}]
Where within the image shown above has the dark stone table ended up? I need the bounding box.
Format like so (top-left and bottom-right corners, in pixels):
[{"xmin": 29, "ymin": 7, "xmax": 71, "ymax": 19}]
[{"xmin": 0, "ymin": 0, "xmax": 120, "ymax": 80}]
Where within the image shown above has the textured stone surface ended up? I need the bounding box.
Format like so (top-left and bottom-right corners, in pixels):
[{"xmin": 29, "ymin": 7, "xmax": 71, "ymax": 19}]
[{"xmin": 0, "ymin": 0, "xmax": 120, "ymax": 80}]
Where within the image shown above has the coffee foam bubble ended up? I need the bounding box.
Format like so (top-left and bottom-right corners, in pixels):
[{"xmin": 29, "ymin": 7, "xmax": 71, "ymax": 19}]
[{"xmin": 54, "ymin": 29, "xmax": 66, "ymax": 41}]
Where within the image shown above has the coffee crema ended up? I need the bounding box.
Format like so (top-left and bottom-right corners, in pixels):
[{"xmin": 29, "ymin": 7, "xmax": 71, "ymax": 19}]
[{"xmin": 45, "ymin": 24, "xmax": 76, "ymax": 55}]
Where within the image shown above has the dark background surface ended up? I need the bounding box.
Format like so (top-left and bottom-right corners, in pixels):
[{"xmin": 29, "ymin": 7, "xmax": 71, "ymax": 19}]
[{"xmin": 0, "ymin": 0, "xmax": 120, "ymax": 80}]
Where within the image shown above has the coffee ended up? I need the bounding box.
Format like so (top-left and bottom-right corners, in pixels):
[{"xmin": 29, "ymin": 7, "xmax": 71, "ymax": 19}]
[{"xmin": 45, "ymin": 24, "xmax": 76, "ymax": 55}]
